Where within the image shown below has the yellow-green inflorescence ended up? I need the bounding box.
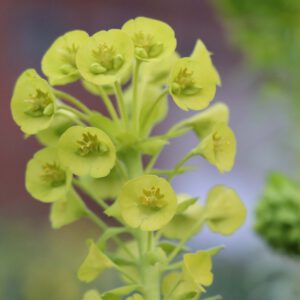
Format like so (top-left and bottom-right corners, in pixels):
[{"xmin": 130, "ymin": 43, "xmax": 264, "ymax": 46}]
[{"xmin": 11, "ymin": 16, "xmax": 246, "ymax": 300}]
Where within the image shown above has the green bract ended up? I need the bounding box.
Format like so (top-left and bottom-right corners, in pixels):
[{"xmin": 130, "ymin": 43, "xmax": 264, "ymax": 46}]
[
  {"xmin": 191, "ymin": 39, "xmax": 221, "ymax": 86},
  {"xmin": 184, "ymin": 102, "xmax": 229, "ymax": 139},
  {"xmin": 119, "ymin": 175, "xmax": 177, "ymax": 231},
  {"xmin": 36, "ymin": 111, "xmax": 76, "ymax": 146},
  {"xmin": 50, "ymin": 188, "xmax": 86, "ymax": 229},
  {"xmin": 25, "ymin": 147, "xmax": 72, "ymax": 203},
  {"xmin": 204, "ymin": 185, "xmax": 246, "ymax": 235},
  {"xmin": 161, "ymin": 194, "xmax": 204, "ymax": 240},
  {"xmin": 58, "ymin": 126, "xmax": 116, "ymax": 178},
  {"xmin": 11, "ymin": 69, "xmax": 56, "ymax": 134},
  {"xmin": 76, "ymin": 29, "xmax": 134, "ymax": 85},
  {"xmin": 183, "ymin": 250, "xmax": 214, "ymax": 293},
  {"xmin": 122, "ymin": 17, "xmax": 177, "ymax": 61},
  {"xmin": 169, "ymin": 57, "xmax": 217, "ymax": 111},
  {"xmin": 78, "ymin": 240, "xmax": 114, "ymax": 283},
  {"xmin": 197, "ymin": 123, "xmax": 236, "ymax": 173},
  {"xmin": 42, "ymin": 30, "xmax": 89, "ymax": 85}
]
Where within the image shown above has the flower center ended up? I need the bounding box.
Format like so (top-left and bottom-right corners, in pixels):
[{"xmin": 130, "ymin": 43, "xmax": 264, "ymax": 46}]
[
  {"xmin": 77, "ymin": 132, "xmax": 109, "ymax": 157},
  {"xmin": 90, "ymin": 43, "xmax": 124, "ymax": 74},
  {"xmin": 40, "ymin": 162, "xmax": 66, "ymax": 187},
  {"xmin": 58, "ymin": 43, "xmax": 79, "ymax": 74},
  {"xmin": 139, "ymin": 186, "xmax": 166, "ymax": 209},
  {"xmin": 24, "ymin": 89, "xmax": 54, "ymax": 117},
  {"xmin": 172, "ymin": 68, "xmax": 201, "ymax": 96},
  {"xmin": 212, "ymin": 132, "xmax": 230, "ymax": 154},
  {"xmin": 133, "ymin": 31, "xmax": 163, "ymax": 59}
]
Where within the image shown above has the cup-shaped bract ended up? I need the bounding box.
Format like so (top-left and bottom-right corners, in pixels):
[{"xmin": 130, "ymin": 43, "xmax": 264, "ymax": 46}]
[
  {"xmin": 161, "ymin": 194, "xmax": 204, "ymax": 240},
  {"xmin": 36, "ymin": 111, "xmax": 76, "ymax": 146},
  {"xmin": 191, "ymin": 39, "xmax": 221, "ymax": 86},
  {"xmin": 78, "ymin": 240, "xmax": 114, "ymax": 283},
  {"xmin": 204, "ymin": 185, "xmax": 246, "ymax": 235},
  {"xmin": 76, "ymin": 29, "xmax": 134, "ymax": 86},
  {"xmin": 119, "ymin": 175, "xmax": 177, "ymax": 231},
  {"xmin": 58, "ymin": 126, "xmax": 116, "ymax": 178},
  {"xmin": 50, "ymin": 188, "xmax": 86, "ymax": 229},
  {"xmin": 184, "ymin": 102, "xmax": 229, "ymax": 139},
  {"xmin": 197, "ymin": 123, "xmax": 236, "ymax": 173},
  {"xmin": 42, "ymin": 30, "xmax": 89, "ymax": 86},
  {"xmin": 25, "ymin": 147, "xmax": 72, "ymax": 203},
  {"xmin": 11, "ymin": 69, "xmax": 56, "ymax": 135},
  {"xmin": 183, "ymin": 251, "xmax": 214, "ymax": 293},
  {"xmin": 83, "ymin": 290, "xmax": 102, "ymax": 300},
  {"xmin": 169, "ymin": 58, "xmax": 217, "ymax": 111},
  {"xmin": 122, "ymin": 17, "xmax": 177, "ymax": 61}
]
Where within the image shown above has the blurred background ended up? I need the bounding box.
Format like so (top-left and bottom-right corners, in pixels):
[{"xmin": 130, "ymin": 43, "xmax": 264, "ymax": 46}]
[{"xmin": 1, "ymin": 0, "xmax": 300, "ymax": 299}]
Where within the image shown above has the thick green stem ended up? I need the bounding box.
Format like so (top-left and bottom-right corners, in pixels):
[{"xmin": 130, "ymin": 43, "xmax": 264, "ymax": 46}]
[
  {"xmin": 57, "ymin": 105, "xmax": 89, "ymax": 122},
  {"xmin": 132, "ymin": 60, "xmax": 142, "ymax": 134}
]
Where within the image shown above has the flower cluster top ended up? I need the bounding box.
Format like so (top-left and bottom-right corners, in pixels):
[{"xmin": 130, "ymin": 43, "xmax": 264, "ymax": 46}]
[{"xmin": 11, "ymin": 17, "xmax": 246, "ymax": 300}]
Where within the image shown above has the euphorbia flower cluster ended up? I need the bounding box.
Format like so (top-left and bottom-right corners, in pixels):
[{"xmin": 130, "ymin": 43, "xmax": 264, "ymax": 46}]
[{"xmin": 11, "ymin": 16, "xmax": 246, "ymax": 300}]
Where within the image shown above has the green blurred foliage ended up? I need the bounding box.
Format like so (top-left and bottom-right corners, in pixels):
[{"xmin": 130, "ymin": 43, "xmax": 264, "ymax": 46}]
[
  {"xmin": 255, "ymin": 172, "xmax": 300, "ymax": 256},
  {"xmin": 0, "ymin": 218, "xmax": 117, "ymax": 300},
  {"xmin": 214, "ymin": 0, "xmax": 300, "ymax": 106}
]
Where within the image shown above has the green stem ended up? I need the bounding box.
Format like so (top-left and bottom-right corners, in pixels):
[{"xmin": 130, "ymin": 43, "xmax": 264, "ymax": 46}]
[
  {"xmin": 114, "ymin": 81, "xmax": 129, "ymax": 128},
  {"xmin": 167, "ymin": 151, "xmax": 196, "ymax": 181},
  {"xmin": 57, "ymin": 105, "xmax": 89, "ymax": 122},
  {"xmin": 141, "ymin": 89, "xmax": 168, "ymax": 131},
  {"xmin": 53, "ymin": 89, "xmax": 91, "ymax": 114},
  {"xmin": 97, "ymin": 86, "xmax": 119, "ymax": 122},
  {"xmin": 56, "ymin": 109, "xmax": 85, "ymax": 126},
  {"xmin": 132, "ymin": 59, "xmax": 142, "ymax": 134},
  {"xmin": 145, "ymin": 153, "xmax": 160, "ymax": 174}
]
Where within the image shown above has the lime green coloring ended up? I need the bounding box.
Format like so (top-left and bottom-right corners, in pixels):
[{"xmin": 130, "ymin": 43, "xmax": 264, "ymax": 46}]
[
  {"xmin": 25, "ymin": 147, "xmax": 72, "ymax": 203},
  {"xmin": 76, "ymin": 29, "xmax": 134, "ymax": 85},
  {"xmin": 11, "ymin": 69, "xmax": 56, "ymax": 134},
  {"xmin": 169, "ymin": 58, "xmax": 217, "ymax": 111},
  {"xmin": 122, "ymin": 17, "xmax": 177, "ymax": 61},
  {"xmin": 119, "ymin": 175, "xmax": 177, "ymax": 231},
  {"xmin": 58, "ymin": 126, "xmax": 116, "ymax": 178},
  {"xmin": 197, "ymin": 123, "xmax": 236, "ymax": 173},
  {"xmin": 42, "ymin": 30, "xmax": 89, "ymax": 85},
  {"xmin": 204, "ymin": 185, "xmax": 247, "ymax": 235},
  {"xmin": 83, "ymin": 290, "xmax": 103, "ymax": 300},
  {"xmin": 78, "ymin": 240, "xmax": 114, "ymax": 283}
]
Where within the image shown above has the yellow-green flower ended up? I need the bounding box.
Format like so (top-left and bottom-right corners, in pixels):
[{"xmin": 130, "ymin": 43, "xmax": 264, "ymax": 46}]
[
  {"xmin": 50, "ymin": 188, "xmax": 86, "ymax": 229},
  {"xmin": 36, "ymin": 111, "xmax": 76, "ymax": 146},
  {"xmin": 161, "ymin": 194, "xmax": 204, "ymax": 240},
  {"xmin": 76, "ymin": 29, "xmax": 134, "ymax": 85},
  {"xmin": 119, "ymin": 175, "xmax": 177, "ymax": 231},
  {"xmin": 78, "ymin": 240, "xmax": 114, "ymax": 283},
  {"xmin": 58, "ymin": 126, "xmax": 116, "ymax": 178},
  {"xmin": 204, "ymin": 185, "xmax": 246, "ymax": 235},
  {"xmin": 25, "ymin": 147, "xmax": 72, "ymax": 203},
  {"xmin": 122, "ymin": 17, "xmax": 177, "ymax": 61},
  {"xmin": 169, "ymin": 57, "xmax": 217, "ymax": 111},
  {"xmin": 197, "ymin": 123, "xmax": 236, "ymax": 173},
  {"xmin": 42, "ymin": 30, "xmax": 89, "ymax": 85},
  {"xmin": 183, "ymin": 250, "xmax": 214, "ymax": 293},
  {"xmin": 83, "ymin": 290, "xmax": 102, "ymax": 300},
  {"xmin": 184, "ymin": 102, "xmax": 229, "ymax": 139},
  {"xmin": 191, "ymin": 39, "xmax": 221, "ymax": 86},
  {"xmin": 11, "ymin": 69, "xmax": 56, "ymax": 134}
]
